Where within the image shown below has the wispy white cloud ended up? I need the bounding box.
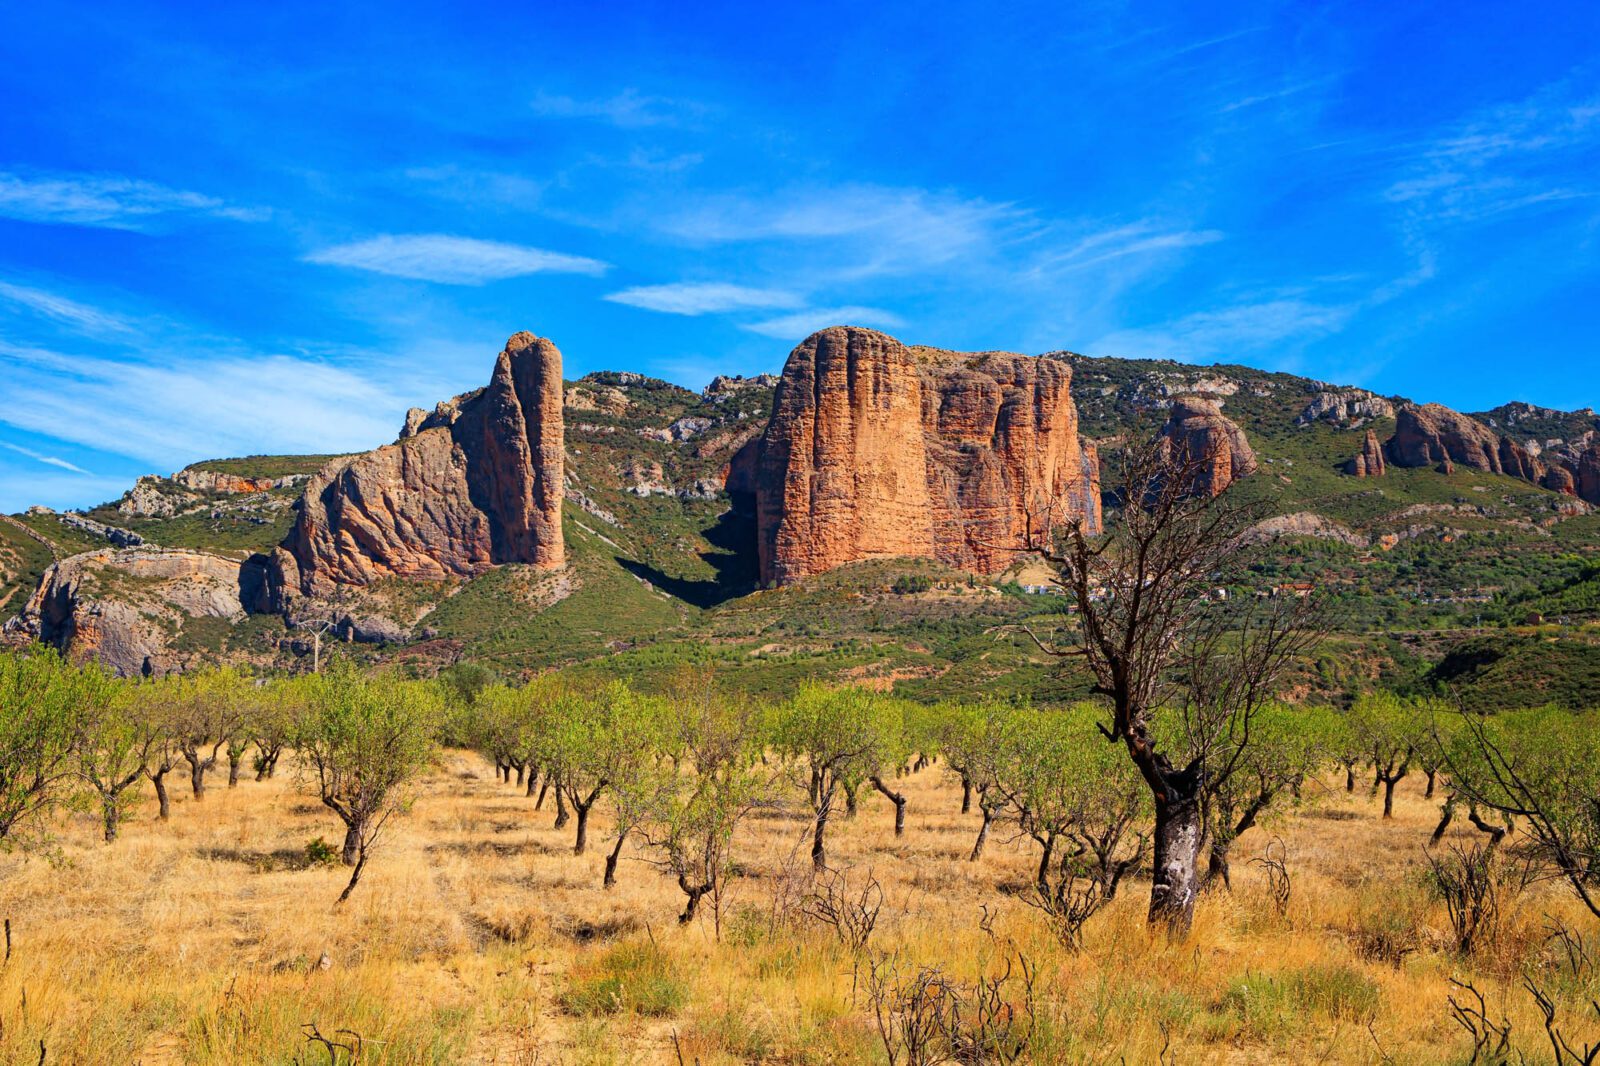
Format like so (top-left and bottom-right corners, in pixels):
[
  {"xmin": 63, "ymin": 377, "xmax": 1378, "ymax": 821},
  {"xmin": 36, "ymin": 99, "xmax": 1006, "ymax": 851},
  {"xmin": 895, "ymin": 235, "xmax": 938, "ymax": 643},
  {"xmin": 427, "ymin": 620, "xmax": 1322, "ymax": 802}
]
[
  {"xmin": 0, "ymin": 340, "xmax": 413, "ymax": 469},
  {"xmin": 741, "ymin": 306, "xmax": 906, "ymax": 341},
  {"xmin": 0, "ymin": 170, "xmax": 267, "ymax": 229},
  {"xmin": 1091, "ymin": 297, "xmax": 1358, "ymax": 364},
  {"xmin": 0, "ymin": 280, "xmax": 132, "ymax": 336},
  {"xmin": 304, "ymin": 234, "xmax": 609, "ymax": 284},
  {"xmin": 661, "ymin": 184, "xmax": 1021, "ymax": 277},
  {"xmin": 0, "ymin": 441, "xmax": 93, "ymax": 476},
  {"xmin": 1383, "ymin": 83, "xmax": 1600, "ymax": 226},
  {"xmin": 1218, "ymin": 78, "xmax": 1330, "ymax": 114},
  {"xmin": 531, "ymin": 88, "xmax": 707, "ymax": 129},
  {"xmin": 404, "ymin": 165, "xmax": 549, "ymax": 206},
  {"xmin": 1024, "ymin": 221, "xmax": 1224, "ymax": 277},
  {"xmin": 604, "ymin": 282, "xmax": 803, "ymax": 316}
]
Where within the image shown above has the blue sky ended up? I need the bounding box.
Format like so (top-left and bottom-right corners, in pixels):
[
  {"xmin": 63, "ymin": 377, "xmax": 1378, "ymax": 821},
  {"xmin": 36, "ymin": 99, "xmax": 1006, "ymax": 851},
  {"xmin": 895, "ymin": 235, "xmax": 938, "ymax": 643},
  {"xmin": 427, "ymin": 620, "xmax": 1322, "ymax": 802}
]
[{"xmin": 2, "ymin": 1, "xmax": 1598, "ymax": 512}]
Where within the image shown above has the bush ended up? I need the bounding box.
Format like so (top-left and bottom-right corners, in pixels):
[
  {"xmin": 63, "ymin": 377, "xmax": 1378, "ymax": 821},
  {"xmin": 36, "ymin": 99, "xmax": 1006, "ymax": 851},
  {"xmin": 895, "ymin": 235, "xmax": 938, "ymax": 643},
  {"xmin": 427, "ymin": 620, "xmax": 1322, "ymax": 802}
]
[
  {"xmin": 303, "ymin": 836, "xmax": 341, "ymax": 867},
  {"xmin": 560, "ymin": 941, "xmax": 688, "ymax": 1018},
  {"xmin": 892, "ymin": 574, "xmax": 933, "ymax": 595}
]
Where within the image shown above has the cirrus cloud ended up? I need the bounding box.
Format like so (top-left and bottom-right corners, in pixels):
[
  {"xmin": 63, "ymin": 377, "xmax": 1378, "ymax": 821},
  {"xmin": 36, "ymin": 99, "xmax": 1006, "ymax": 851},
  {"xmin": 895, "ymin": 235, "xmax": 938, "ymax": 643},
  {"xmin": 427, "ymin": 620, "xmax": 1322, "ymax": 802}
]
[
  {"xmin": 740, "ymin": 305, "xmax": 906, "ymax": 340},
  {"xmin": 304, "ymin": 234, "xmax": 609, "ymax": 284},
  {"xmin": 0, "ymin": 170, "xmax": 267, "ymax": 229},
  {"xmin": 604, "ymin": 282, "xmax": 803, "ymax": 316}
]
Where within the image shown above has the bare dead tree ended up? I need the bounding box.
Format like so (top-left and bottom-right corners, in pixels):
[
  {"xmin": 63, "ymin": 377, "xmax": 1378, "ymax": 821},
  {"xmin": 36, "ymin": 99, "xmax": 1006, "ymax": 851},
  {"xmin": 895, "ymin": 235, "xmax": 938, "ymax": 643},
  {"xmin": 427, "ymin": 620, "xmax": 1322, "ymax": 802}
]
[
  {"xmin": 804, "ymin": 866, "xmax": 884, "ymax": 951},
  {"xmin": 1427, "ymin": 844, "xmax": 1508, "ymax": 956},
  {"xmin": 1527, "ymin": 979, "xmax": 1600, "ymax": 1065},
  {"xmin": 1012, "ymin": 436, "xmax": 1324, "ymax": 936},
  {"xmin": 1446, "ymin": 979, "xmax": 1514, "ymax": 1065},
  {"xmin": 1250, "ymin": 837, "xmax": 1292, "ymax": 916}
]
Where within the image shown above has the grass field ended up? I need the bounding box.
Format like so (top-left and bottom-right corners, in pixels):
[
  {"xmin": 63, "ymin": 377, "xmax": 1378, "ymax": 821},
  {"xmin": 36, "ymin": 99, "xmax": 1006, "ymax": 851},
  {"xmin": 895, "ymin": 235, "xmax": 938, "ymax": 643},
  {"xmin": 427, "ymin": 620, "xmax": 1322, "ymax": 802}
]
[{"xmin": 1, "ymin": 747, "xmax": 1594, "ymax": 1064}]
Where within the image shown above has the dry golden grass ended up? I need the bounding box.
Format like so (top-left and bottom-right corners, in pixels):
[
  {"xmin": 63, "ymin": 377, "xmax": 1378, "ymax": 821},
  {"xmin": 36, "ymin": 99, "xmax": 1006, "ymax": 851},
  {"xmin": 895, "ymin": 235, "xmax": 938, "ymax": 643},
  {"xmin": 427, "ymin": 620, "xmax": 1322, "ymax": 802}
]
[{"xmin": 0, "ymin": 752, "xmax": 1594, "ymax": 1064}]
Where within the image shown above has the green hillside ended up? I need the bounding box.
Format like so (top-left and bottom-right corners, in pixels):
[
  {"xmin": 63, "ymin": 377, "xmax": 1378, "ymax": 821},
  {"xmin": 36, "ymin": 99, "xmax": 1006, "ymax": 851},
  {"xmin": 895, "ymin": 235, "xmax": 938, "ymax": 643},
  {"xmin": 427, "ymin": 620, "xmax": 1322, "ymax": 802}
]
[{"xmin": 6, "ymin": 353, "xmax": 1598, "ymax": 709}]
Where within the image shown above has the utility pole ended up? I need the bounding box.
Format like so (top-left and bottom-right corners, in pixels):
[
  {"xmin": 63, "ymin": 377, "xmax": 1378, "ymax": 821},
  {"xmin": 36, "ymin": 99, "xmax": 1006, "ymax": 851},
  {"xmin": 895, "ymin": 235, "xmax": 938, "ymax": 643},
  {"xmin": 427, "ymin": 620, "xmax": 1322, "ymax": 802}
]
[{"xmin": 306, "ymin": 618, "xmax": 336, "ymax": 673}]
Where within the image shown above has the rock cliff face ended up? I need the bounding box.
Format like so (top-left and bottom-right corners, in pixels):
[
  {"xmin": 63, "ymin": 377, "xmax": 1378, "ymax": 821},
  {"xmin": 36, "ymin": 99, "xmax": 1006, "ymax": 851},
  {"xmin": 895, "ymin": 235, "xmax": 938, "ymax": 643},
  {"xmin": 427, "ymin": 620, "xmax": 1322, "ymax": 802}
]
[
  {"xmin": 1383, "ymin": 403, "xmax": 1600, "ymax": 504},
  {"xmin": 1296, "ymin": 388, "xmax": 1395, "ymax": 428},
  {"xmin": 754, "ymin": 327, "xmax": 1101, "ymax": 585},
  {"xmin": 13, "ymin": 548, "xmax": 265, "ymax": 676},
  {"xmin": 270, "ymin": 332, "xmax": 564, "ymax": 604},
  {"xmin": 1386, "ymin": 404, "xmax": 1529, "ymax": 473},
  {"xmin": 1158, "ymin": 396, "xmax": 1258, "ymax": 497},
  {"xmin": 1346, "ymin": 429, "xmax": 1387, "ymax": 477}
]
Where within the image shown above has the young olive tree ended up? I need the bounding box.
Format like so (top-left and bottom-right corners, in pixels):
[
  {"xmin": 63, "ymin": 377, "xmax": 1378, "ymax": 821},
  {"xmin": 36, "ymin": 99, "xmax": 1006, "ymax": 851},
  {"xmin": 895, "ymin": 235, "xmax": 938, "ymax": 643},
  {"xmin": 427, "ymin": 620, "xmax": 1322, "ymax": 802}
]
[
  {"xmin": 248, "ymin": 680, "xmax": 295, "ymax": 781},
  {"xmin": 1444, "ymin": 705, "xmax": 1600, "ymax": 921},
  {"xmin": 293, "ymin": 667, "xmax": 441, "ymax": 903},
  {"xmin": 777, "ymin": 684, "xmax": 896, "ymax": 870},
  {"xmin": 936, "ymin": 699, "xmax": 1013, "ymax": 861},
  {"xmin": 171, "ymin": 668, "xmax": 247, "ymax": 800},
  {"xmin": 1348, "ymin": 693, "xmax": 1424, "ymax": 818},
  {"xmin": 467, "ymin": 682, "xmax": 530, "ymax": 787},
  {"xmin": 545, "ymin": 681, "xmax": 662, "ymax": 858},
  {"xmin": 128, "ymin": 677, "xmax": 181, "ymax": 820},
  {"xmin": 865, "ymin": 696, "xmax": 915, "ymax": 837},
  {"xmin": 0, "ymin": 647, "xmax": 103, "ymax": 847},
  {"xmin": 1022, "ymin": 438, "xmax": 1323, "ymax": 936},
  {"xmin": 1198, "ymin": 701, "xmax": 1333, "ymax": 888},
  {"xmin": 993, "ymin": 704, "xmax": 1150, "ymax": 913},
  {"xmin": 77, "ymin": 677, "xmax": 163, "ymax": 842},
  {"xmin": 642, "ymin": 677, "xmax": 770, "ymax": 929},
  {"xmin": 594, "ymin": 686, "xmax": 672, "ymax": 887}
]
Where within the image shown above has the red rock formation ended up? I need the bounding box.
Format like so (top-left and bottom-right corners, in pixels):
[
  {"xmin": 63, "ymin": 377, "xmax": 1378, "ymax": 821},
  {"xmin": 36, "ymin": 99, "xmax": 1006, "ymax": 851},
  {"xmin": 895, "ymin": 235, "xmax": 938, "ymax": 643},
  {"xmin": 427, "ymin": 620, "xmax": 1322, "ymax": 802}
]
[
  {"xmin": 1158, "ymin": 396, "xmax": 1258, "ymax": 497},
  {"xmin": 1385, "ymin": 403, "xmax": 1528, "ymax": 474},
  {"xmin": 917, "ymin": 348, "xmax": 1101, "ymax": 573},
  {"xmin": 1346, "ymin": 429, "xmax": 1387, "ymax": 477},
  {"xmin": 1382, "ymin": 402, "xmax": 1600, "ymax": 503},
  {"xmin": 1542, "ymin": 440, "xmax": 1600, "ymax": 504},
  {"xmin": 755, "ymin": 327, "xmax": 1101, "ymax": 585},
  {"xmin": 173, "ymin": 469, "xmax": 291, "ymax": 494},
  {"xmin": 271, "ymin": 332, "xmax": 564, "ymax": 603},
  {"xmin": 1543, "ymin": 464, "xmax": 1578, "ymax": 496}
]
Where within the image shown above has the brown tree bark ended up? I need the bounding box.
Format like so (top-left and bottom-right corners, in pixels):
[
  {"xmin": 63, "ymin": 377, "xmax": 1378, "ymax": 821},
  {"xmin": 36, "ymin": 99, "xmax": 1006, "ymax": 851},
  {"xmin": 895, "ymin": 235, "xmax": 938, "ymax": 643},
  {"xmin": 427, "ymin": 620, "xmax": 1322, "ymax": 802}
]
[
  {"xmin": 150, "ymin": 766, "xmax": 172, "ymax": 820},
  {"xmin": 603, "ymin": 830, "xmax": 627, "ymax": 887},
  {"xmin": 869, "ymin": 776, "xmax": 906, "ymax": 837}
]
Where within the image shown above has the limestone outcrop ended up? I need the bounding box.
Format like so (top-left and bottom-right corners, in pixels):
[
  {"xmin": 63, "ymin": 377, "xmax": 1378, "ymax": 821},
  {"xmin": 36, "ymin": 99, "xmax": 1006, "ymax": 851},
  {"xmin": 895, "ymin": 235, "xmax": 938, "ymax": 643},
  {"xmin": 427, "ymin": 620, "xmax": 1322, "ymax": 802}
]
[
  {"xmin": 1158, "ymin": 396, "xmax": 1258, "ymax": 497},
  {"xmin": 270, "ymin": 332, "xmax": 565, "ymax": 604},
  {"xmin": 12, "ymin": 548, "xmax": 265, "ymax": 677},
  {"xmin": 1297, "ymin": 388, "xmax": 1395, "ymax": 428},
  {"xmin": 753, "ymin": 327, "xmax": 1101, "ymax": 585}
]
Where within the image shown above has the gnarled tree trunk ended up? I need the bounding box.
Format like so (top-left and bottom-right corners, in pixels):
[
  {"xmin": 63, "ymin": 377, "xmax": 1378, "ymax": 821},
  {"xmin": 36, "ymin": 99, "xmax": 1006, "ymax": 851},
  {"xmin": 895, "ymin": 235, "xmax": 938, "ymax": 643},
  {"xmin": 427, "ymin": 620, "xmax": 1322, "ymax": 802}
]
[{"xmin": 869, "ymin": 776, "xmax": 906, "ymax": 837}]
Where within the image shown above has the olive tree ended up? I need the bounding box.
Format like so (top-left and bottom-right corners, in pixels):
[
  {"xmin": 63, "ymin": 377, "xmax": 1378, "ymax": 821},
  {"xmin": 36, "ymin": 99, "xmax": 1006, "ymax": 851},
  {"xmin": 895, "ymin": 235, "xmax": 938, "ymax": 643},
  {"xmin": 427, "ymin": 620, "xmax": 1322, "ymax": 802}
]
[
  {"xmin": 776, "ymin": 684, "xmax": 896, "ymax": 870},
  {"xmin": 864, "ymin": 696, "xmax": 915, "ymax": 837},
  {"xmin": 129, "ymin": 678, "xmax": 181, "ymax": 820},
  {"xmin": 1197, "ymin": 701, "xmax": 1333, "ymax": 888},
  {"xmin": 76, "ymin": 678, "xmax": 162, "ymax": 842},
  {"xmin": 593, "ymin": 685, "xmax": 672, "ymax": 886},
  {"xmin": 641, "ymin": 677, "xmax": 770, "ymax": 928},
  {"xmin": 0, "ymin": 647, "xmax": 102, "ymax": 847},
  {"xmin": 292, "ymin": 667, "xmax": 441, "ymax": 903},
  {"xmin": 544, "ymin": 681, "xmax": 663, "ymax": 858},
  {"xmin": 993, "ymin": 704, "xmax": 1150, "ymax": 909},
  {"xmin": 171, "ymin": 668, "xmax": 247, "ymax": 800},
  {"xmin": 248, "ymin": 680, "xmax": 295, "ymax": 781},
  {"xmin": 936, "ymin": 699, "xmax": 1014, "ymax": 861},
  {"xmin": 1024, "ymin": 438, "xmax": 1323, "ymax": 935},
  {"xmin": 1348, "ymin": 694, "xmax": 1425, "ymax": 818}
]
